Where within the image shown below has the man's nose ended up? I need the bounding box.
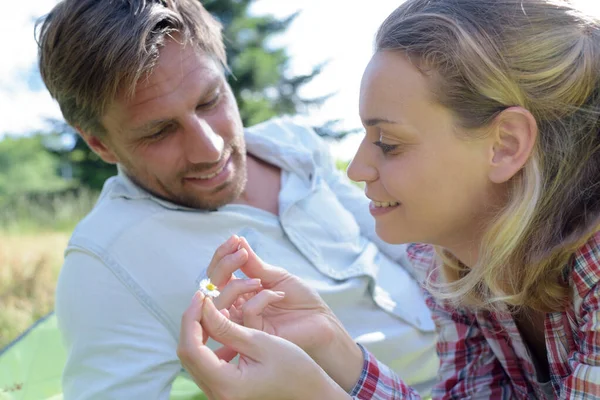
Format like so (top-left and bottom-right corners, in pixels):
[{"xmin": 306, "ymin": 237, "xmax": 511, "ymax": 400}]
[{"xmin": 183, "ymin": 118, "xmax": 224, "ymax": 164}]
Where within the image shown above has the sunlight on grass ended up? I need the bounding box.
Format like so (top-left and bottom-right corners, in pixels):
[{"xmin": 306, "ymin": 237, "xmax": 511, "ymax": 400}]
[{"xmin": 0, "ymin": 232, "xmax": 69, "ymax": 348}]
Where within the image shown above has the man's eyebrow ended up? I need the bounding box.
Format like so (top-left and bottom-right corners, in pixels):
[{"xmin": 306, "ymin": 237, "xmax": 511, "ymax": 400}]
[
  {"xmin": 363, "ymin": 117, "xmax": 400, "ymax": 126},
  {"xmin": 130, "ymin": 79, "xmax": 224, "ymax": 136}
]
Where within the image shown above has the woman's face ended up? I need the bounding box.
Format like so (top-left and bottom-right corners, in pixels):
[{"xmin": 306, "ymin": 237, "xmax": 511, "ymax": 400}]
[{"xmin": 348, "ymin": 51, "xmax": 501, "ymax": 251}]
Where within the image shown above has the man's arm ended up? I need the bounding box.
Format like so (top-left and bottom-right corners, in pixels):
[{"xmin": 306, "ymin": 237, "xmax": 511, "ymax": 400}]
[{"xmin": 56, "ymin": 251, "xmax": 182, "ymax": 400}]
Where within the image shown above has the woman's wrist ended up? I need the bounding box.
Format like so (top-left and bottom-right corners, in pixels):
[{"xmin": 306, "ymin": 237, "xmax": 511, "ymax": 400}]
[
  {"xmin": 309, "ymin": 316, "xmax": 365, "ymax": 392},
  {"xmin": 312, "ymin": 364, "xmax": 354, "ymax": 400}
]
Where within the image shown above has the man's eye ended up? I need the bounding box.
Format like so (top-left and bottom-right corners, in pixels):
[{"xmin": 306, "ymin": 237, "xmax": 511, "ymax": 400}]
[
  {"xmin": 373, "ymin": 140, "xmax": 399, "ymax": 154},
  {"xmin": 198, "ymin": 93, "xmax": 221, "ymax": 109},
  {"xmin": 147, "ymin": 125, "xmax": 174, "ymax": 141},
  {"xmin": 148, "ymin": 129, "xmax": 165, "ymax": 140}
]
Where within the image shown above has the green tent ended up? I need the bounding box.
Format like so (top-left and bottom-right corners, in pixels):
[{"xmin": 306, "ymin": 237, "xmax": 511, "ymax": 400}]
[{"xmin": 0, "ymin": 313, "xmax": 206, "ymax": 400}]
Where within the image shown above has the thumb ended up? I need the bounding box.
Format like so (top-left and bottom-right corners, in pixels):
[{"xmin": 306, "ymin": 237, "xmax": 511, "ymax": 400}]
[
  {"xmin": 239, "ymin": 237, "xmax": 289, "ymax": 285},
  {"xmin": 201, "ymin": 297, "xmax": 263, "ymax": 360}
]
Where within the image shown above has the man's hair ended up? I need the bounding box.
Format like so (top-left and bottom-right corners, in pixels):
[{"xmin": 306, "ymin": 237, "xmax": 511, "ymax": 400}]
[
  {"xmin": 377, "ymin": 0, "xmax": 600, "ymax": 312},
  {"xmin": 36, "ymin": 0, "xmax": 226, "ymax": 136}
]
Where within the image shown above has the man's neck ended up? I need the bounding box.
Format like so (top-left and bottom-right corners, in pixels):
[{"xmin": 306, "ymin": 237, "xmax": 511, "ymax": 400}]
[{"xmin": 233, "ymin": 154, "xmax": 281, "ymax": 215}]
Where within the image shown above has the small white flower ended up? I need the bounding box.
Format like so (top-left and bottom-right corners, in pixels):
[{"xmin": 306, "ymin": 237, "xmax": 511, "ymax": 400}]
[{"xmin": 199, "ymin": 279, "xmax": 220, "ymax": 298}]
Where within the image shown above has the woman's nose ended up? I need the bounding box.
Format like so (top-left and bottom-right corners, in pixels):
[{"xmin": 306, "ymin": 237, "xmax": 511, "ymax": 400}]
[{"xmin": 347, "ymin": 137, "xmax": 378, "ymax": 183}]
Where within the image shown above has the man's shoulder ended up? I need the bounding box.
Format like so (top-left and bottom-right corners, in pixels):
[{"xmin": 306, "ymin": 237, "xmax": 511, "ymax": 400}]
[
  {"xmin": 68, "ymin": 176, "xmax": 166, "ymax": 247},
  {"xmin": 246, "ymin": 117, "xmax": 327, "ymax": 151}
]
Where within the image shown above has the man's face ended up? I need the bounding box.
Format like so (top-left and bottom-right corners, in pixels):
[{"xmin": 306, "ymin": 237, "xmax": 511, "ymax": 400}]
[{"xmin": 87, "ymin": 38, "xmax": 247, "ymax": 210}]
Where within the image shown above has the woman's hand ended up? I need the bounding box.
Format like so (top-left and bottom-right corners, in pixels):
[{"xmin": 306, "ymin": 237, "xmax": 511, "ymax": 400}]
[
  {"xmin": 177, "ymin": 291, "xmax": 350, "ymax": 400},
  {"xmin": 206, "ymin": 236, "xmax": 364, "ymax": 392}
]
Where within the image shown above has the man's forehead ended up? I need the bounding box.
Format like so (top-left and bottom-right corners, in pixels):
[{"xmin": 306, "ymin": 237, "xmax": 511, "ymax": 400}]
[{"xmin": 132, "ymin": 44, "xmax": 223, "ymax": 101}]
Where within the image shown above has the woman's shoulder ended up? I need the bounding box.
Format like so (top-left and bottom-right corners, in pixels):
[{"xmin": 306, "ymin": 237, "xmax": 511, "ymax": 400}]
[{"xmin": 570, "ymin": 231, "xmax": 600, "ymax": 299}]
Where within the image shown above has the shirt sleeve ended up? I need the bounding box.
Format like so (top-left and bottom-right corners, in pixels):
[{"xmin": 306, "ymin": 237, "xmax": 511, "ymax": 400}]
[
  {"xmin": 563, "ymin": 242, "xmax": 600, "ymax": 399},
  {"xmin": 350, "ymin": 344, "xmax": 421, "ymax": 399},
  {"xmin": 56, "ymin": 251, "xmax": 183, "ymax": 400},
  {"xmin": 425, "ymin": 290, "xmax": 515, "ymax": 399}
]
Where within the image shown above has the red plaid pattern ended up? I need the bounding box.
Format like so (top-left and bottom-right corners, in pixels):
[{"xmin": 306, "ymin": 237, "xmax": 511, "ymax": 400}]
[{"xmin": 350, "ymin": 233, "xmax": 600, "ymax": 399}]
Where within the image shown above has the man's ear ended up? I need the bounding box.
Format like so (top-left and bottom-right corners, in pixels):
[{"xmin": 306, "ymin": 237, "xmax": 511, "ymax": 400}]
[
  {"xmin": 488, "ymin": 107, "xmax": 537, "ymax": 183},
  {"xmin": 76, "ymin": 127, "xmax": 119, "ymax": 164}
]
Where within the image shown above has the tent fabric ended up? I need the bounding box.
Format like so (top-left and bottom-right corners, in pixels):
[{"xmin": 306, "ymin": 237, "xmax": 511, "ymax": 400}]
[{"xmin": 0, "ymin": 312, "xmax": 206, "ymax": 400}]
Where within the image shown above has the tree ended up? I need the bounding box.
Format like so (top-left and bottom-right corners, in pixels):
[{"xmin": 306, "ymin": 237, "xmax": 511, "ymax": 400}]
[
  {"xmin": 204, "ymin": 0, "xmax": 328, "ymax": 126},
  {"xmin": 46, "ymin": 0, "xmax": 329, "ymax": 190},
  {"xmin": 0, "ymin": 135, "xmax": 69, "ymax": 197}
]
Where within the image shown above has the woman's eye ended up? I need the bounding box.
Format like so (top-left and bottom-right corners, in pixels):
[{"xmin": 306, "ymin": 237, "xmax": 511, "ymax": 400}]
[{"xmin": 373, "ymin": 140, "xmax": 399, "ymax": 154}]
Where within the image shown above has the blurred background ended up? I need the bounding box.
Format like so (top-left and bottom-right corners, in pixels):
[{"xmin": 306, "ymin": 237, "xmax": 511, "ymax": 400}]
[{"xmin": 0, "ymin": 0, "xmax": 400, "ymax": 349}]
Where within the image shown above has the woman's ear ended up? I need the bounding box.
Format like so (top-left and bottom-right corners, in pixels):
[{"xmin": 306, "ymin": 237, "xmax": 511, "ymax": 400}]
[
  {"xmin": 488, "ymin": 107, "xmax": 537, "ymax": 183},
  {"xmin": 75, "ymin": 126, "xmax": 119, "ymax": 164}
]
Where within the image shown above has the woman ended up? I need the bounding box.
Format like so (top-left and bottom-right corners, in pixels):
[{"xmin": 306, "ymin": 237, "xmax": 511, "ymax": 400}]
[{"xmin": 177, "ymin": 0, "xmax": 600, "ymax": 398}]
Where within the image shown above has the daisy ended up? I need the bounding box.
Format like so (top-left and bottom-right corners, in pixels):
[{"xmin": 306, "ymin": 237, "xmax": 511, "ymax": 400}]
[{"xmin": 198, "ymin": 278, "xmax": 220, "ymax": 298}]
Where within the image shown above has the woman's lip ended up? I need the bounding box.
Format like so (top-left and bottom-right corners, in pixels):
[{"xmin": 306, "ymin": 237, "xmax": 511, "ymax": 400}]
[{"xmin": 369, "ymin": 201, "xmax": 401, "ymax": 216}]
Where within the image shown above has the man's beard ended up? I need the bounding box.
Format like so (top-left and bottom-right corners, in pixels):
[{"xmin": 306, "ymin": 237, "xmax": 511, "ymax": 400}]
[
  {"xmin": 123, "ymin": 144, "xmax": 248, "ymax": 210},
  {"xmin": 175, "ymin": 148, "xmax": 248, "ymax": 210}
]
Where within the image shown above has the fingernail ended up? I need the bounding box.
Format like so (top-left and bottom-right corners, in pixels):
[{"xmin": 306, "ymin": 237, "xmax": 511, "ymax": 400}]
[
  {"xmin": 246, "ymin": 278, "xmax": 261, "ymax": 286},
  {"xmin": 274, "ymin": 291, "xmax": 285, "ymax": 297},
  {"xmin": 235, "ymin": 248, "xmax": 247, "ymax": 258},
  {"xmin": 227, "ymin": 235, "xmax": 237, "ymax": 248},
  {"xmin": 193, "ymin": 290, "xmax": 205, "ymax": 303}
]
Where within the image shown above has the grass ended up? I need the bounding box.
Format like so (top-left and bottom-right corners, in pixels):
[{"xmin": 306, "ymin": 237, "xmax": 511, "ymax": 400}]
[
  {"xmin": 0, "ymin": 188, "xmax": 98, "ymax": 235},
  {"xmin": 0, "ymin": 189, "xmax": 97, "ymax": 348},
  {"xmin": 0, "ymin": 231, "xmax": 69, "ymax": 348}
]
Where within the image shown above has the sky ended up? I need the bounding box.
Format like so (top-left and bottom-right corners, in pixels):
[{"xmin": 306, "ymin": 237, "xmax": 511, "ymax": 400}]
[
  {"xmin": 0, "ymin": 0, "xmax": 400, "ymax": 160},
  {"xmin": 3, "ymin": 1, "xmax": 598, "ymax": 160}
]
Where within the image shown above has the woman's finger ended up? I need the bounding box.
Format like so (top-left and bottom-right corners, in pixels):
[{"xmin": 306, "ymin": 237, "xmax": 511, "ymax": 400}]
[
  {"xmin": 209, "ymin": 248, "xmax": 249, "ymax": 287},
  {"xmin": 219, "ymin": 308, "xmax": 230, "ymax": 319},
  {"xmin": 177, "ymin": 293, "xmax": 221, "ymax": 366},
  {"xmin": 214, "ymin": 345, "xmax": 239, "ymax": 362},
  {"xmin": 213, "ymin": 278, "xmax": 262, "ymax": 311},
  {"xmin": 206, "ymin": 235, "xmax": 240, "ymax": 275},
  {"xmin": 238, "ymin": 237, "xmax": 289, "ymax": 285},
  {"xmin": 242, "ymin": 289, "xmax": 286, "ymax": 331},
  {"xmin": 201, "ymin": 297, "xmax": 263, "ymax": 361},
  {"xmin": 178, "ymin": 291, "xmax": 206, "ymax": 349},
  {"xmin": 177, "ymin": 294, "xmax": 237, "ymax": 387}
]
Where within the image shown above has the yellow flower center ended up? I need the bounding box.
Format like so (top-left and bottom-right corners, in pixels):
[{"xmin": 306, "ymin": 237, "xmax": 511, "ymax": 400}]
[{"xmin": 206, "ymin": 283, "xmax": 217, "ymax": 291}]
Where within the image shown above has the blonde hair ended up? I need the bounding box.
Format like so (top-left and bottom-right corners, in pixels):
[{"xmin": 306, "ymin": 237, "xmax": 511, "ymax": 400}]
[
  {"xmin": 36, "ymin": 0, "xmax": 226, "ymax": 137},
  {"xmin": 377, "ymin": 0, "xmax": 600, "ymax": 312}
]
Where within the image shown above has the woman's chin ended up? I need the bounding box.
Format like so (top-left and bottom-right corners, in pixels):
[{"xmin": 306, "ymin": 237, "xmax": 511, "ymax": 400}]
[{"xmin": 375, "ymin": 226, "xmax": 416, "ymax": 245}]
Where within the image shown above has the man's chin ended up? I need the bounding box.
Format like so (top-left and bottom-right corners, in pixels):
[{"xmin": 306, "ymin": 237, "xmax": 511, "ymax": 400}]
[{"xmin": 177, "ymin": 182, "xmax": 245, "ymax": 210}]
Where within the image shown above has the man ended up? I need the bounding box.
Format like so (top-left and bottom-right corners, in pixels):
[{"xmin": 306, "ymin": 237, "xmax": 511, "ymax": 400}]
[{"xmin": 37, "ymin": 0, "xmax": 437, "ymax": 398}]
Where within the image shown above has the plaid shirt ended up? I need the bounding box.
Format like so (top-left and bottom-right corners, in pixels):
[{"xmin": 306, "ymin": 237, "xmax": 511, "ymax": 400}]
[{"xmin": 350, "ymin": 232, "xmax": 600, "ymax": 399}]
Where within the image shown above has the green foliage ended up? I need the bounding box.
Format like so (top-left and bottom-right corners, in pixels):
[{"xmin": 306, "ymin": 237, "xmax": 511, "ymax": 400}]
[
  {"xmin": 65, "ymin": 131, "xmax": 117, "ymax": 190},
  {"xmin": 205, "ymin": 0, "xmax": 329, "ymax": 126},
  {"xmin": 0, "ymin": 135, "xmax": 70, "ymax": 197},
  {"xmin": 0, "ymin": 187, "xmax": 98, "ymax": 234}
]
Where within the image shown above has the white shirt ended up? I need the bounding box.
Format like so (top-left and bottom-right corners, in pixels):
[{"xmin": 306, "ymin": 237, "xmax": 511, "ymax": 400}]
[{"xmin": 56, "ymin": 118, "xmax": 438, "ymax": 399}]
